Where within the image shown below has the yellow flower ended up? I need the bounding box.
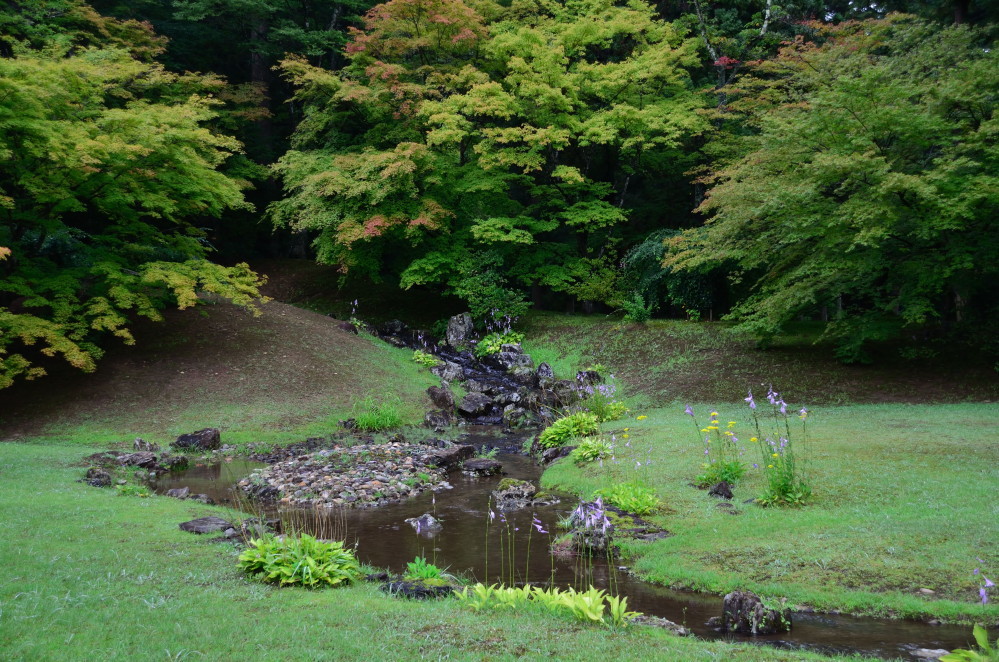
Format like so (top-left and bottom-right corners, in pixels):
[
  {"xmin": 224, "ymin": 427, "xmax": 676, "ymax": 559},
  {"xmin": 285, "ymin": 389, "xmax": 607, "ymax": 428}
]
[
  {"xmin": 772, "ymin": 453, "xmax": 779, "ymax": 458},
  {"xmin": 710, "ymin": 411, "xmax": 718, "ymax": 416},
  {"xmin": 700, "ymin": 428, "xmax": 709, "ymax": 433},
  {"xmin": 623, "ymin": 428, "xmax": 630, "ymax": 432},
  {"xmin": 750, "ymin": 437, "xmax": 758, "ymax": 442},
  {"xmin": 622, "ymin": 434, "xmax": 629, "ymax": 439},
  {"xmin": 724, "ymin": 431, "xmax": 733, "ymax": 436},
  {"xmin": 727, "ymin": 421, "xmax": 737, "ymax": 428},
  {"xmin": 767, "ymin": 464, "xmax": 774, "ymax": 468},
  {"xmin": 707, "ymin": 425, "xmax": 719, "ymax": 430},
  {"xmin": 636, "ymin": 415, "xmax": 647, "ymax": 420}
]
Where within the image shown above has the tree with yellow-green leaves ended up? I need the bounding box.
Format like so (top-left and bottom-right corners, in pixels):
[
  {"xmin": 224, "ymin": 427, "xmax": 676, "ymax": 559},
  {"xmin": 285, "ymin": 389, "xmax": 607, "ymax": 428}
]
[{"xmin": 0, "ymin": 3, "xmax": 265, "ymax": 389}]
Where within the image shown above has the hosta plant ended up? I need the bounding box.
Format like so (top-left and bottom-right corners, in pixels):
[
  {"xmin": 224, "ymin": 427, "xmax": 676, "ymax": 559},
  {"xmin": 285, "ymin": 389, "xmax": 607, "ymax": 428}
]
[{"xmin": 238, "ymin": 534, "xmax": 360, "ymax": 588}]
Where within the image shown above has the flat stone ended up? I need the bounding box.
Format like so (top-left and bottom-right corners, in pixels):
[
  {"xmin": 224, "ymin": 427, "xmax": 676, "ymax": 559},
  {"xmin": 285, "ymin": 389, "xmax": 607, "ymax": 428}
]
[
  {"xmin": 166, "ymin": 486, "xmax": 190, "ymax": 499},
  {"xmin": 461, "ymin": 458, "xmax": 502, "ymax": 476},
  {"xmin": 912, "ymin": 650, "xmax": 950, "ymax": 661},
  {"xmin": 179, "ymin": 516, "xmax": 232, "ymax": 534},
  {"xmin": 117, "ymin": 451, "xmax": 158, "ymax": 468}
]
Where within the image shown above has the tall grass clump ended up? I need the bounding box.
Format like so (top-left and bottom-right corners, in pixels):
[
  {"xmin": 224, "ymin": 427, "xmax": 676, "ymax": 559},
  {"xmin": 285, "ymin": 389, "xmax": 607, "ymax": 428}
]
[
  {"xmin": 351, "ymin": 395, "xmax": 405, "ymax": 431},
  {"xmin": 744, "ymin": 387, "xmax": 812, "ymax": 506},
  {"xmin": 537, "ymin": 412, "xmax": 600, "ymax": 449}
]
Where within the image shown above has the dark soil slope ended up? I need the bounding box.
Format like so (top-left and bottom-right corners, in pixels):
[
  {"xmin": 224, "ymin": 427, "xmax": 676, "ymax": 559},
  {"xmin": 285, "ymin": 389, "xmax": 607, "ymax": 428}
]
[{"xmin": 0, "ymin": 298, "xmax": 432, "ymax": 441}]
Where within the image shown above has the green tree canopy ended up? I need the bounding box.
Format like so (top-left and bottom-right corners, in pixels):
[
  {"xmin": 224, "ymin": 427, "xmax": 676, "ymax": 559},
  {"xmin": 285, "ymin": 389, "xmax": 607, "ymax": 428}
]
[
  {"xmin": 665, "ymin": 17, "xmax": 999, "ymax": 360},
  {"xmin": 0, "ymin": 10, "xmax": 265, "ymax": 388},
  {"xmin": 271, "ymin": 0, "xmax": 708, "ymax": 318}
]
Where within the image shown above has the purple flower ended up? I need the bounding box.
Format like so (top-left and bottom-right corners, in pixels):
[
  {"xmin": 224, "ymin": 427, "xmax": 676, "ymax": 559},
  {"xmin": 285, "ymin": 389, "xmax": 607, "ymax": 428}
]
[
  {"xmin": 767, "ymin": 386, "xmax": 778, "ymax": 405},
  {"xmin": 982, "ymin": 587, "xmax": 989, "ymax": 604},
  {"xmin": 753, "ymin": 463, "xmax": 759, "ymax": 468},
  {"xmin": 532, "ymin": 516, "xmax": 548, "ymax": 534},
  {"xmin": 778, "ymin": 400, "xmax": 787, "ymax": 415},
  {"xmin": 745, "ymin": 391, "xmax": 756, "ymax": 410},
  {"xmin": 489, "ymin": 509, "xmax": 495, "ymax": 522},
  {"xmin": 799, "ymin": 407, "xmax": 808, "ymax": 417},
  {"xmin": 684, "ymin": 405, "xmax": 694, "ymax": 417},
  {"xmin": 986, "ymin": 575, "xmax": 995, "ymax": 588}
]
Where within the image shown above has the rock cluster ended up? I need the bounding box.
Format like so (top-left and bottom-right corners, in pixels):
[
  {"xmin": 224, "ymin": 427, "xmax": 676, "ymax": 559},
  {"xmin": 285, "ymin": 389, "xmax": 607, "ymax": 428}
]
[
  {"xmin": 374, "ymin": 313, "xmax": 598, "ymax": 431},
  {"xmin": 81, "ymin": 449, "xmax": 190, "ymax": 486},
  {"xmin": 237, "ymin": 441, "xmax": 463, "ymax": 508}
]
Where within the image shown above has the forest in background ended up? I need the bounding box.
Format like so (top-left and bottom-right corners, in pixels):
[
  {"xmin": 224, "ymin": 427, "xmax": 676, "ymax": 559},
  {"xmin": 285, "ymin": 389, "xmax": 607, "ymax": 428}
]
[{"xmin": 1, "ymin": 0, "xmax": 997, "ymax": 388}]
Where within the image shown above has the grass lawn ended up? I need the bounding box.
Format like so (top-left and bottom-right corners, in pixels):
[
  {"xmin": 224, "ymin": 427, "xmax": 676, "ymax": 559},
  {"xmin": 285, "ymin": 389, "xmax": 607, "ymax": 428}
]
[
  {"xmin": 0, "ymin": 443, "xmax": 856, "ymax": 661},
  {"xmin": 541, "ymin": 402, "xmax": 999, "ymax": 624}
]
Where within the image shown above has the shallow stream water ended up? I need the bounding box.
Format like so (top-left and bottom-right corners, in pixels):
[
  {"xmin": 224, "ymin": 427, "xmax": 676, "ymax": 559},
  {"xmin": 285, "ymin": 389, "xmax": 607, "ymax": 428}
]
[{"xmin": 151, "ymin": 428, "xmax": 976, "ymax": 661}]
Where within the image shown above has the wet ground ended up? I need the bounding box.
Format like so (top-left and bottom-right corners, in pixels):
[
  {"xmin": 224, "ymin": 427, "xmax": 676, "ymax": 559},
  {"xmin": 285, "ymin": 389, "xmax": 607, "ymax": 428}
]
[{"xmin": 151, "ymin": 429, "xmax": 976, "ymax": 660}]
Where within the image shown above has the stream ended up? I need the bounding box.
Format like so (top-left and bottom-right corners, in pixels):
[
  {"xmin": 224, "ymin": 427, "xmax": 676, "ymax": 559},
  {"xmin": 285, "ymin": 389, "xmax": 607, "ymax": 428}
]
[{"xmin": 149, "ymin": 427, "xmax": 977, "ymax": 661}]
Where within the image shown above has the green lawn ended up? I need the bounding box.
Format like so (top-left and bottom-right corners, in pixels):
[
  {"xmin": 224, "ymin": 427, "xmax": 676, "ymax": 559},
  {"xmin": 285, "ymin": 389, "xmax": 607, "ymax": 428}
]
[
  {"xmin": 541, "ymin": 402, "xmax": 999, "ymax": 623},
  {"xmin": 0, "ymin": 443, "xmax": 855, "ymax": 661}
]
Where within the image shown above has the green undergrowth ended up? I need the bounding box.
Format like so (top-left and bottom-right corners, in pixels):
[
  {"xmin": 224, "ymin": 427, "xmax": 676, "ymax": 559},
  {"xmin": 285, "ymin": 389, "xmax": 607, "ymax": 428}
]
[
  {"xmin": 0, "ymin": 443, "xmax": 853, "ymax": 661},
  {"xmin": 541, "ymin": 402, "xmax": 999, "ymax": 624}
]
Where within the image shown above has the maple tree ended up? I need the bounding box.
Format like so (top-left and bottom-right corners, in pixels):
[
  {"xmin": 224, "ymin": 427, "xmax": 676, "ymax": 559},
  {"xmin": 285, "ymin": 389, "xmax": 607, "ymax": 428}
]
[
  {"xmin": 0, "ymin": 3, "xmax": 265, "ymax": 388},
  {"xmin": 271, "ymin": 0, "xmax": 707, "ymax": 318}
]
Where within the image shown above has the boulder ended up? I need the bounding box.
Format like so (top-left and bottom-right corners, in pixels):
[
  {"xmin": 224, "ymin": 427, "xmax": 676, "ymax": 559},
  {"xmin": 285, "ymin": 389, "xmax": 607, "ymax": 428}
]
[
  {"xmin": 427, "ymin": 385, "xmax": 455, "ymax": 410},
  {"xmin": 173, "ymin": 428, "xmax": 221, "ymax": 451},
  {"xmin": 424, "ymin": 409, "xmax": 455, "ymax": 431},
  {"xmin": 117, "ymin": 451, "xmax": 158, "ymax": 468},
  {"xmin": 911, "ymin": 650, "xmax": 951, "ymax": 661},
  {"xmin": 337, "ymin": 321, "xmax": 359, "ymax": 335},
  {"xmin": 457, "ymin": 392, "xmax": 493, "ymax": 417},
  {"xmin": 189, "ymin": 493, "xmax": 215, "ymax": 505},
  {"xmin": 575, "ymin": 370, "xmax": 603, "ymax": 385},
  {"xmin": 179, "ymin": 516, "xmax": 233, "ymax": 534},
  {"xmin": 427, "ymin": 444, "xmax": 474, "ymax": 469},
  {"xmin": 133, "ymin": 438, "xmax": 159, "ymax": 452},
  {"xmin": 708, "ymin": 481, "xmax": 734, "ymax": 500},
  {"xmin": 491, "ymin": 478, "xmax": 537, "ymax": 510},
  {"xmin": 84, "ymin": 467, "xmax": 112, "ymax": 487},
  {"xmin": 721, "ymin": 590, "xmax": 791, "ymax": 635},
  {"xmin": 536, "ymin": 362, "xmax": 555, "ymax": 380},
  {"xmin": 445, "ymin": 313, "xmax": 474, "ymax": 348},
  {"xmin": 405, "ymin": 513, "xmax": 442, "ymax": 535},
  {"xmin": 461, "ymin": 458, "xmax": 503, "ymax": 476},
  {"xmin": 509, "ymin": 366, "xmax": 536, "ymax": 385},
  {"xmin": 431, "ymin": 360, "xmax": 465, "ymax": 383},
  {"xmin": 485, "ymin": 351, "xmax": 534, "ymax": 372},
  {"xmin": 540, "ymin": 445, "xmax": 576, "ymax": 464},
  {"xmin": 166, "ymin": 486, "xmax": 190, "ymax": 499}
]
